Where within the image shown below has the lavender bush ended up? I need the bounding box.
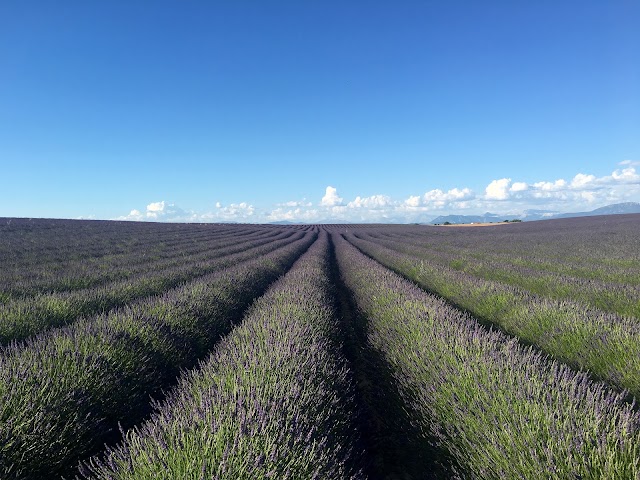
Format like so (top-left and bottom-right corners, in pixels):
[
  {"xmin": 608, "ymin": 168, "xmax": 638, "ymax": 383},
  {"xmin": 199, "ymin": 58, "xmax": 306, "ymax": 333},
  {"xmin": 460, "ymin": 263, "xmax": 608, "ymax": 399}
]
[
  {"xmin": 0, "ymin": 226, "xmax": 283, "ymax": 300},
  {"xmin": 80, "ymin": 233, "xmax": 362, "ymax": 480},
  {"xmin": 334, "ymin": 233, "xmax": 640, "ymax": 479},
  {"xmin": 346, "ymin": 231, "xmax": 640, "ymax": 399},
  {"xmin": 359, "ymin": 225, "xmax": 640, "ymax": 318},
  {"xmin": 0, "ymin": 230, "xmax": 302, "ymax": 345},
  {"xmin": 0, "ymin": 232, "xmax": 314, "ymax": 479}
]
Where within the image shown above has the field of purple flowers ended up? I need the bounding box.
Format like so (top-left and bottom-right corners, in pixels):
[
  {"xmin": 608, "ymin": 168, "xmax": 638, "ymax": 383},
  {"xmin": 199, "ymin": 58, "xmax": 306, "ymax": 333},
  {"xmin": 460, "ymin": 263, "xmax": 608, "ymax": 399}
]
[{"xmin": 0, "ymin": 216, "xmax": 639, "ymax": 479}]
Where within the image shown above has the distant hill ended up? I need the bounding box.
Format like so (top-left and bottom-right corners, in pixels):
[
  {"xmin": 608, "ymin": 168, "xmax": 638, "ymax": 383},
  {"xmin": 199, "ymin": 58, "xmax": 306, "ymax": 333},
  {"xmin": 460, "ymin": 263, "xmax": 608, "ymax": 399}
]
[
  {"xmin": 429, "ymin": 202, "xmax": 640, "ymax": 224},
  {"xmin": 268, "ymin": 220, "xmax": 296, "ymax": 225},
  {"xmin": 519, "ymin": 209, "xmax": 559, "ymax": 220},
  {"xmin": 430, "ymin": 213, "xmax": 518, "ymax": 224},
  {"xmin": 553, "ymin": 202, "xmax": 640, "ymax": 219}
]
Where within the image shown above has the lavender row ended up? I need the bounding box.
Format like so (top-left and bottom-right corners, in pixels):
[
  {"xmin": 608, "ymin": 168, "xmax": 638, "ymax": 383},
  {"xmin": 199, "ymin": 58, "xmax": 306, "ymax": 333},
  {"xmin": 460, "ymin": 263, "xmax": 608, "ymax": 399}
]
[
  {"xmin": 0, "ymin": 228, "xmax": 298, "ymax": 341},
  {"xmin": 0, "ymin": 232, "xmax": 315, "ymax": 479},
  {"xmin": 377, "ymin": 227, "xmax": 640, "ymax": 280},
  {"xmin": 0, "ymin": 226, "xmax": 268, "ymax": 299},
  {"xmin": 393, "ymin": 214, "xmax": 640, "ymax": 268},
  {"xmin": 334, "ymin": 233, "xmax": 640, "ymax": 479},
  {"xmin": 0, "ymin": 218, "xmax": 243, "ymax": 269},
  {"xmin": 361, "ymin": 229, "xmax": 640, "ymax": 317},
  {"xmin": 370, "ymin": 226, "xmax": 640, "ymax": 285},
  {"xmin": 0, "ymin": 230, "xmax": 302, "ymax": 345},
  {"xmin": 80, "ymin": 233, "xmax": 361, "ymax": 480},
  {"xmin": 347, "ymin": 232, "xmax": 640, "ymax": 400}
]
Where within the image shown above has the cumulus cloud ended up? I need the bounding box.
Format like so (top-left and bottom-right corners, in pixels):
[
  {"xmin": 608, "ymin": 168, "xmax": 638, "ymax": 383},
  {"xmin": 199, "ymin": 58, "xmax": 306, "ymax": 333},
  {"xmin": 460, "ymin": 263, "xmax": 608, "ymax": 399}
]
[
  {"xmin": 277, "ymin": 200, "xmax": 313, "ymax": 208},
  {"xmin": 484, "ymin": 167, "xmax": 640, "ymax": 207},
  {"xmin": 124, "ymin": 209, "xmax": 144, "ymax": 221},
  {"xmin": 118, "ymin": 200, "xmax": 255, "ymax": 223},
  {"xmin": 114, "ymin": 163, "xmax": 640, "ymax": 224},
  {"xmin": 619, "ymin": 160, "xmax": 640, "ymax": 166},
  {"xmin": 404, "ymin": 195, "xmax": 421, "ymax": 207},
  {"xmin": 320, "ymin": 186, "xmax": 343, "ymax": 207},
  {"xmin": 266, "ymin": 207, "xmax": 320, "ymax": 223},
  {"xmin": 570, "ymin": 174, "xmax": 596, "ymax": 189},
  {"xmin": 409, "ymin": 188, "xmax": 475, "ymax": 208},
  {"xmin": 611, "ymin": 167, "xmax": 640, "ymax": 183},
  {"xmin": 485, "ymin": 178, "xmax": 511, "ymax": 200},
  {"xmin": 510, "ymin": 182, "xmax": 528, "ymax": 192},
  {"xmin": 347, "ymin": 195, "xmax": 392, "ymax": 209},
  {"xmin": 146, "ymin": 201, "xmax": 165, "ymax": 215},
  {"xmin": 533, "ymin": 179, "xmax": 567, "ymax": 191},
  {"xmin": 413, "ymin": 164, "xmax": 640, "ymax": 219},
  {"xmin": 117, "ymin": 201, "xmax": 193, "ymax": 222},
  {"xmin": 203, "ymin": 202, "xmax": 255, "ymax": 221}
]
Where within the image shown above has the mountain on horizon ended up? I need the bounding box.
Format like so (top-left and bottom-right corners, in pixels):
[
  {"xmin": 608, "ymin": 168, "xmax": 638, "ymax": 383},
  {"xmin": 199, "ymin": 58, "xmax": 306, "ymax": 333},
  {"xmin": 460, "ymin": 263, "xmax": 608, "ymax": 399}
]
[
  {"xmin": 268, "ymin": 220, "xmax": 296, "ymax": 225},
  {"xmin": 552, "ymin": 202, "xmax": 640, "ymax": 219},
  {"xmin": 429, "ymin": 202, "xmax": 640, "ymax": 224},
  {"xmin": 430, "ymin": 213, "xmax": 517, "ymax": 224}
]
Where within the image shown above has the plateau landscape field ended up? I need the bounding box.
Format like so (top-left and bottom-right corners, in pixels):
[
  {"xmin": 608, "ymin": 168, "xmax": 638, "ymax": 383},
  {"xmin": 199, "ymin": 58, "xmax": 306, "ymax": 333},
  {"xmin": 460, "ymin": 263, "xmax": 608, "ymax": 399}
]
[{"xmin": 0, "ymin": 215, "xmax": 639, "ymax": 478}]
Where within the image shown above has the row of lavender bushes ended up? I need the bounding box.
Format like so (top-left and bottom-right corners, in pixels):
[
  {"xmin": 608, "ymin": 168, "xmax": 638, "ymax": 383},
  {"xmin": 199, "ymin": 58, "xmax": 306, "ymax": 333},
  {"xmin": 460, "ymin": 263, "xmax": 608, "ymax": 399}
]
[
  {"xmin": 0, "ymin": 219, "xmax": 235, "ymax": 270},
  {"xmin": 334, "ymin": 233, "xmax": 640, "ymax": 479},
  {"xmin": 0, "ymin": 226, "xmax": 275, "ymax": 300},
  {"xmin": 80, "ymin": 232, "xmax": 362, "ymax": 480},
  {"xmin": 0, "ymin": 230, "xmax": 302, "ymax": 345},
  {"xmin": 0, "ymin": 232, "xmax": 315, "ymax": 479},
  {"xmin": 1, "ymin": 222, "xmax": 312, "ymax": 300},
  {"xmin": 375, "ymin": 226, "xmax": 640, "ymax": 285},
  {"xmin": 400, "ymin": 214, "xmax": 640, "ymax": 272},
  {"xmin": 346, "ymin": 232, "xmax": 640, "ymax": 400},
  {"xmin": 362, "ymin": 229, "xmax": 640, "ymax": 318}
]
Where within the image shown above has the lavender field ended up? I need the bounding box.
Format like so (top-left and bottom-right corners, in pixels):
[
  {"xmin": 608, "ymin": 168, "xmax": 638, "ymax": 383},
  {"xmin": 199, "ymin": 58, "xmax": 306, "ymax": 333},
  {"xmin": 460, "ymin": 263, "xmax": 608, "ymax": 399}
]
[{"xmin": 1, "ymin": 216, "xmax": 639, "ymax": 479}]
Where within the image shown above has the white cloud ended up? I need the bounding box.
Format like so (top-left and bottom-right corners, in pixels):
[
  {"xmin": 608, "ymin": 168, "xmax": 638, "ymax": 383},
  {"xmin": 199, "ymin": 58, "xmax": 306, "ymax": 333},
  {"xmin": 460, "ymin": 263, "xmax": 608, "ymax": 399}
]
[
  {"xmin": 320, "ymin": 186, "xmax": 343, "ymax": 207},
  {"xmin": 117, "ymin": 201, "xmax": 193, "ymax": 222},
  {"xmin": 404, "ymin": 195, "xmax": 421, "ymax": 207},
  {"xmin": 619, "ymin": 160, "xmax": 640, "ymax": 166},
  {"xmin": 347, "ymin": 195, "xmax": 392, "ymax": 209},
  {"xmin": 510, "ymin": 182, "xmax": 528, "ymax": 192},
  {"xmin": 118, "ymin": 200, "xmax": 254, "ymax": 223},
  {"xmin": 146, "ymin": 201, "xmax": 165, "ymax": 214},
  {"xmin": 611, "ymin": 167, "xmax": 640, "ymax": 183},
  {"xmin": 125, "ymin": 209, "xmax": 144, "ymax": 221},
  {"xmin": 204, "ymin": 202, "xmax": 255, "ymax": 221},
  {"xmin": 420, "ymin": 187, "xmax": 474, "ymax": 207},
  {"xmin": 570, "ymin": 174, "xmax": 596, "ymax": 189},
  {"xmin": 266, "ymin": 207, "xmax": 320, "ymax": 223},
  {"xmin": 514, "ymin": 167, "xmax": 640, "ymax": 206},
  {"xmin": 485, "ymin": 178, "xmax": 511, "ymax": 200},
  {"xmin": 533, "ymin": 179, "xmax": 567, "ymax": 191},
  {"xmin": 424, "ymin": 165, "xmax": 640, "ymax": 218},
  {"xmin": 114, "ymin": 163, "xmax": 640, "ymax": 224},
  {"xmin": 579, "ymin": 191, "xmax": 598, "ymax": 203},
  {"xmin": 278, "ymin": 199, "xmax": 313, "ymax": 207}
]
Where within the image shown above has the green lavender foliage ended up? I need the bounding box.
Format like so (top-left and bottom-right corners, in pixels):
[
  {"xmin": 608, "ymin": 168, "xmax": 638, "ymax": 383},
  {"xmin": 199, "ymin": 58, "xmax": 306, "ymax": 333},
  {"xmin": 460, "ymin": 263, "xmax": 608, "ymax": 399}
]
[
  {"xmin": 0, "ymin": 225, "xmax": 274, "ymax": 300},
  {"xmin": 81, "ymin": 233, "xmax": 361, "ymax": 480},
  {"xmin": 0, "ymin": 230, "xmax": 301, "ymax": 344},
  {"xmin": 347, "ymin": 233, "xmax": 640, "ymax": 400},
  {"xmin": 360, "ymin": 227, "xmax": 640, "ymax": 318},
  {"xmin": 334, "ymin": 233, "xmax": 640, "ymax": 479},
  {"xmin": 0, "ymin": 233, "xmax": 315, "ymax": 479}
]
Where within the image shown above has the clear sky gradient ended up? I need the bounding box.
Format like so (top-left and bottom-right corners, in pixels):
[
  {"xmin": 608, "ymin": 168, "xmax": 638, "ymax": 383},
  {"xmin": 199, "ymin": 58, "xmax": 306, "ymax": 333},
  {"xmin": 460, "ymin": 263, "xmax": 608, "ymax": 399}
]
[{"xmin": 1, "ymin": 1, "xmax": 639, "ymax": 222}]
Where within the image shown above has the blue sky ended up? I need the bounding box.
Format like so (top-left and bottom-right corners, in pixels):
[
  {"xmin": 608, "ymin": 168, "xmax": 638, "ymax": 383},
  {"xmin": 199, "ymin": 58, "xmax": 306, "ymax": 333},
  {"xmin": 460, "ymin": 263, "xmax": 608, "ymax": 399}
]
[{"xmin": 1, "ymin": 1, "xmax": 639, "ymax": 223}]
